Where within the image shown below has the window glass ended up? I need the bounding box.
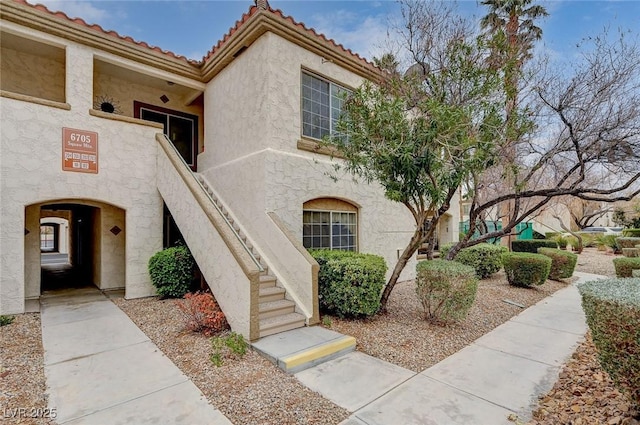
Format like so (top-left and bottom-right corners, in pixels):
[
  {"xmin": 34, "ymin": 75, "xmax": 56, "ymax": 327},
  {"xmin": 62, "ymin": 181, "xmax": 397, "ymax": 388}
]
[
  {"xmin": 303, "ymin": 210, "xmax": 356, "ymax": 251},
  {"xmin": 301, "ymin": 72, "xmax": 349, "ymax": 140}
]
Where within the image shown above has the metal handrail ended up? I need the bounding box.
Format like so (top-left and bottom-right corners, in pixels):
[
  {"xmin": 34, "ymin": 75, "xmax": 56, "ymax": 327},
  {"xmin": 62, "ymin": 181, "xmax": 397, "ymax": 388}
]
[{"xmin": 159, "ymin": 134, "xmax": 264, "ymax": 272}]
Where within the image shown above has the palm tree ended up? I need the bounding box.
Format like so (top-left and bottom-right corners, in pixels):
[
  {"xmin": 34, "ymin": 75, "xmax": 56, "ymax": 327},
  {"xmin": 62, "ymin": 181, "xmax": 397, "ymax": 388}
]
[
  {"xmin": 479, "ymin": 0, "xmax": 548, "ymax": 247},
  {"xmin": 480, "ymin": 0, "xmax": 548, "ymax": 67}
]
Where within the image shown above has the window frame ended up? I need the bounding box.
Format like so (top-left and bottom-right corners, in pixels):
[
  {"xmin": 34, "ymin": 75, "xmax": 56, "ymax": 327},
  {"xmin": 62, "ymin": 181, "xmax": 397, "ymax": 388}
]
[
  {"xmin": 302, "ymin": 208, "xmax": 358, "ymax": 251},
  {"xmin": 300, "ymin": 70, "xmax": 351, "ymax": 141}
]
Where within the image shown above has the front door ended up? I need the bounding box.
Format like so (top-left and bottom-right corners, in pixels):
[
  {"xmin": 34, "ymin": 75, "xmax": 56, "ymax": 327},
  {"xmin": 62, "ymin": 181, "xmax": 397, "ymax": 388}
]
[{"xmin": 134, "ymin": 101, "xmax": 198, "ymax": 170}]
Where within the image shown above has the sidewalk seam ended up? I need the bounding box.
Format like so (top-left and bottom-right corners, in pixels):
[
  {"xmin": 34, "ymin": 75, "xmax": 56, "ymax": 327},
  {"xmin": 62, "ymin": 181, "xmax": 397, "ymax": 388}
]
[
  {"xmin": 56, "ymin": 378, "xmax": 191, "ymax": 424},
  {"xmin": 44, "ymin": 339, "xmax": 151, "ymax": 367}
]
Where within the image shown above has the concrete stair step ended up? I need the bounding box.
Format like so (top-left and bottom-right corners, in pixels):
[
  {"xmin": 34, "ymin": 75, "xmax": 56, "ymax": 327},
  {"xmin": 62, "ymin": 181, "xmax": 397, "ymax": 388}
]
[
  {"xmin": 259, "ymin": 299, "xmax": 296, "ymax": 319},
  {"xmin": 259, "ymin": 312, "xmax": 306, "ymax": 338},
  {"xmin": 252, "ymin": 327, "xmax": 357, "ymax": 374},
  {"xmin": 259, "ymin": 274, "xmax": 276, "ymax": 289},
  {"xmin": 259, "ymin": 286, "xmax": 285, "ymax": 303}
]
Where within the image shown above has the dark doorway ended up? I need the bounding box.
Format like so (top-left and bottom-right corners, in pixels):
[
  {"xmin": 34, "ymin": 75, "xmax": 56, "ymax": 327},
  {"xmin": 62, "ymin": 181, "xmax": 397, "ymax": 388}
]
[
  {"xmin": 40, "ymin": 204, "xmax": 97, "ymax": 292},
  {"xmin": 134, "ymin": 101, "xmax": 198, "ymax": 171}
]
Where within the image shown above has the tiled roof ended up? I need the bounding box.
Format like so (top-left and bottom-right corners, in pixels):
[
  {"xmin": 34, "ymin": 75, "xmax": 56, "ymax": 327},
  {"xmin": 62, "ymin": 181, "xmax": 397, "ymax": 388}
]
[
  {"xmin": 13, "ymin": 0, "xmax": 199, "ymax": 64},
  {"xmin": 13, "ymin": 0, "xmax": 376, "ymax": 70},
  {"xmin": 202, "ymin": 4, "xmax": 376, "ymax": 69}
]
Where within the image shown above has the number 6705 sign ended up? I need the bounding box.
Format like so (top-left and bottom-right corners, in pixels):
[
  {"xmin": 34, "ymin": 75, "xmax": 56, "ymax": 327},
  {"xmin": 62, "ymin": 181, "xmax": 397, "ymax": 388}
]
[{"xmin": 62, "ymin": 128, "xmax": 98, "ymax": 174}]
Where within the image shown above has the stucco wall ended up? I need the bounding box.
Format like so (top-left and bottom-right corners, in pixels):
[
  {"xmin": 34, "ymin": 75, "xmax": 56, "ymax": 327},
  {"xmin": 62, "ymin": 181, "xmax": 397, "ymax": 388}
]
[
  {"xmin": 200, "ymin": 32, "xmax": 424, "ymax": 283},
  {"xmin": 156, "ymin": 140, "xmax": 256, "ymax": 339},
  {"xmin": 198, "ymin": 35, "xmax": 273, "ymax": 171},
  {"xmin": 93, "ymin": 71, "xmax": 204, "ymax": 154},
  {"xmin": 0, "ymin": 45, "xmax": 65, "ymax": 102},
  {"xmin": 0, "ymin": 39, "xmax": 165, "ymax": 314}
]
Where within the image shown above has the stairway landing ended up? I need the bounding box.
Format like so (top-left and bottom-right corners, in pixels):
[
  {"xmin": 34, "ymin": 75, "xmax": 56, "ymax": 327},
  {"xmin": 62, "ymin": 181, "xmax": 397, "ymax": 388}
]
[{"xmin": 252, "ymin": 326, "xmax": 356, "ymax": 374}]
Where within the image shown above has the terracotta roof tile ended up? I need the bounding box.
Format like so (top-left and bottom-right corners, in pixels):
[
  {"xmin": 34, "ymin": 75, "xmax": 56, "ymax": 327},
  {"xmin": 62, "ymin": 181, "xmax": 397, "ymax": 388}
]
[
  {"xmin": 14, "ymin": 0, "xmax": 199, "ymax": 64},
  {"xmin": 13, "ymin": 0, "xmax": 377, "ymax": 71},
  {"xmin": 201, "ymin": 4, "xmax": 376, "ymax": 69}
]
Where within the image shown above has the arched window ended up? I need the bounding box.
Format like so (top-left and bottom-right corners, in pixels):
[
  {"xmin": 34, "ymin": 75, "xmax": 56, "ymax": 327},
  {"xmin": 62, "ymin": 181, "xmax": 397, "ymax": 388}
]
[{"xmin": 303, "ymin": 198, "xmax": 357, "ymax": 251}]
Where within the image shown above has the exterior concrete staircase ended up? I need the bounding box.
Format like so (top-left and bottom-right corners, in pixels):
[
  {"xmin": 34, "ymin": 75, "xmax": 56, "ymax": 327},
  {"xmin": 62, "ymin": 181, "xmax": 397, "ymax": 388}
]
[{"xmin": 195, "ymin": 174, "xmax": 306, "ymax": 338}]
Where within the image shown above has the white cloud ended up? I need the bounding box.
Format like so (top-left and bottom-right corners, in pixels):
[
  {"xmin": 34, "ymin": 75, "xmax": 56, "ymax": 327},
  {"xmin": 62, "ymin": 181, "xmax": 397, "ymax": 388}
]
[
  {"xmin": 37, "ymin": 0, "xmax": 111, "ymax": 24},
  {"xmin": 308, "ymin": 10, "xmax": 392, "ymax": 61}
]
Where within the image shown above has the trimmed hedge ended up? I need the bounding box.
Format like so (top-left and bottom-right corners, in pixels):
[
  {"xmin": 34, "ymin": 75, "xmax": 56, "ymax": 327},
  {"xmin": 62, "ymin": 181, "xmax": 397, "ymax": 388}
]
[
  {"xmin": 444, "ymin": 243, "xmax": 507, "ymax": 279},
  {"xmin": 415, "ymin": 260, "xmax": 478, "ymax": 323},
  {"xmin": 148, "ymin": 245, "xmax": 195, "ymax": 298},
  {"xmin": 311, "ymin": 250, "xmax": 387, "ymax": 318},
  {"xmin": 439, "ymin": 242, "xmax": 456, "ymax": 259},
  {"xmin": 501, "ymin": 252, "xmax": 551, "ymax": 287},
  {"xmin": 537, "ymin": 248, "xmax": 578, "ymax": 280},
  {"xmin": 622, "ymin": 248, "xmax": 639, "ymax": 258},
  {"xmin": 578, "ymin": 278, "xmax": 640, "ymax": 409},
  {"xmin": 615, "ymin": 237, "xmax": 640, "ymax": 250},
  {"xmin": 622, "ymin": 228, "xmax": 640, "ymax": 237},
  {"xmin": 613, "ymin": 257, "xmax": 640, "ymax": 278},
  {"xmin": 511, "ymin": 239, "xmax": 557, "ymax": 253}
]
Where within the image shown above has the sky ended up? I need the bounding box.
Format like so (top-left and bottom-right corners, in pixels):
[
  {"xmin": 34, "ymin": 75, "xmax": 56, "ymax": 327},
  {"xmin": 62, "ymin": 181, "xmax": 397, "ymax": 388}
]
[{"xmin": 35, "ymin": 0, "xmax": 640, "ymax": 64}]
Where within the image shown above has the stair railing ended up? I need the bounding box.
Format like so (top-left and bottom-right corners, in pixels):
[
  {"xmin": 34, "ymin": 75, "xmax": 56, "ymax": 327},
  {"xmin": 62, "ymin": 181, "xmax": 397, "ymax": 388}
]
[{"xmin": 157, "ymin": 133, "xmax": 264, "ymax": 272}]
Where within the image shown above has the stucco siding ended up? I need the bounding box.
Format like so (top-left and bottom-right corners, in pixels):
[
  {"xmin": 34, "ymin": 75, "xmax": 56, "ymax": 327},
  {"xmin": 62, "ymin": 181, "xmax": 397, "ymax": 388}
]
[
  {"xmin": 199, "ymin": 35, "xmax": 273, "ymax": 170},
  {"xmin": 0, "ymin": 92, "xmax": 163, "ymax": 313},
  {"xmin": 0, "ymin": 45, "xmax": 65, "ymax": 102},
  {"xmin": 93, "ymin": 71, "xmax": 204, "ymax": 153},
  {"xmin": 264, "ymin": 33, "xmax": 365, "ymax": 155}
]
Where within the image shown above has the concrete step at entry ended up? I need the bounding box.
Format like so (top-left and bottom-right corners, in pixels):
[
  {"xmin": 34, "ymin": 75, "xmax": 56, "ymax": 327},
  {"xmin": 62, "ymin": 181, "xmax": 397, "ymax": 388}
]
[
  {"xmin": 259, "ymin": 274, "xmax": 276, "ymax": 289},
  {"xmin": 252, "ymin": 327, "xmax": 357, "ymax": 374},
  {"xmin": 259, "ymin": 286, "xmax": 285, "ymax": 303},
  {"xmin": 259, "ymin": 299, "xmax": 296, "ymax": 319},
  {"xmin": 259, "ymin": 312, "xmax": 307, "ymax": 338}
]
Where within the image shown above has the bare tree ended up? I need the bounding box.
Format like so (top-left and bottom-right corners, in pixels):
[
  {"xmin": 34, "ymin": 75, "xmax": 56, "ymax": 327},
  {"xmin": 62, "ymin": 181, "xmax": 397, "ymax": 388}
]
[{"xmin": 454, "ymin": 29, "xmax": 640, "ymax": 257}]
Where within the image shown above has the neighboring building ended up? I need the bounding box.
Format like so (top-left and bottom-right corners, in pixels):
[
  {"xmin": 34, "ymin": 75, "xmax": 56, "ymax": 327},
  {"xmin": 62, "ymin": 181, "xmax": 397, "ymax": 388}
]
[{"xmin": 0, "ymin": 0, "xmax": 460, "ymax": 340}]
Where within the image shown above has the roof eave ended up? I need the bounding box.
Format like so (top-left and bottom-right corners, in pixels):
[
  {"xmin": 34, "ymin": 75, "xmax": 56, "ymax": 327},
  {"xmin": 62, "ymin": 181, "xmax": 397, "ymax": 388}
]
[
  {"xmin": 1, "ymin": 0, "xmax": 203, "ymax": 81},
  {"xmin": 201, "ymin": 10, "xmax": 384, "ymax": 84}
]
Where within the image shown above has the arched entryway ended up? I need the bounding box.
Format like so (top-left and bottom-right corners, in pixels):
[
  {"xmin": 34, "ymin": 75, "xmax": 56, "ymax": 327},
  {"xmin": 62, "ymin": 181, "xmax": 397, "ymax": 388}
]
[{"xmin": 24, "ymin": 200, "xmax": 126, "ymax": 296}]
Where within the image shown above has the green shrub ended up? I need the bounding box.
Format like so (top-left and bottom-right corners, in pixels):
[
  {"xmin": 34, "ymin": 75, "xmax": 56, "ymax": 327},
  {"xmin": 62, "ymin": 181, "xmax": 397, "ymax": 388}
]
[
  {"xmin": 439, "ymin": 242, "xmax": 456, "ymax": 259},
  {"xmin": 580, "ymin": 234, "xmax": 597, "ymax": 248},
  {"xmin": 310, "ymin": 250, "xmax": 387, "ymax": 318},
  {"xmin": 613, "ymin": 257, "xmax": 640, "ymax": 278},
  {"xmin": 501, "ymin": 252, "xmax": 552, "ymax": 287},
  {"xmin": 0, "ymin": 315, "xmax": 15, "ymax": 326},
  {"xmin": 599, "ymin": 235, "xmax": 620, "ymax": 252},
  {"xmin": 565, "ymin": 235, "xmax": 579, "ymax": 249},
  {"xmin": 210, "ymin": 332, "xmax": 248, "ymax": 366},
  {"xmin": 511, "ymin": 239, "xmax": 557, "ymax": 253},
  {"xmin": 148, "ymin": 245, "xmax": 195, "ymax": 298},
  {"xmin": 578, "ymin": 278, "xmax": 640, "ymax": 409},
  {"xmin": 415, "ymin": 260, "xmax": 478, "ymax": 323},
  {"xmin": 622, "ymin": 228, "xmax": 640, "ymax": 237},
  {"xmin": 537, "ymin": 248, "xmax": 578, "ymax": 280},
  {"xmin": 447, "ymin": 243, "xmax": 507, "ymax": 279},
  {"xmin": 554, "ymin": 235, "xmax": 568, "ymax": 249},
  {"xmin": 545, "ymin": 232, "xmax": 560, "ymax": 239},
  {"xmin": 615, "ymin": 237, "xmax": 640, "ymax": 250}
]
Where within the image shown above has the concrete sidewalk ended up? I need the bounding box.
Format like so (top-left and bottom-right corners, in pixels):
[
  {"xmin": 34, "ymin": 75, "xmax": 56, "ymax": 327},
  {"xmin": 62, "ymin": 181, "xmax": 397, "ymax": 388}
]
[
  {"xmin": 295, "ymin": 272, "xmax": 601, "ymax": 425},
  {"xmin": 40, "ymin": 287, "xmax": 232, "ymax": 425}
]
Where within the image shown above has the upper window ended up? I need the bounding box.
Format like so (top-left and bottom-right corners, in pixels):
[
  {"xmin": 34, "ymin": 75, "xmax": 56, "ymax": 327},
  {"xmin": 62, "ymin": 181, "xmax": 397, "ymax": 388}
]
[{"xmin": 301, "ymin": 72, "xmax": 349, "ymax": 140}]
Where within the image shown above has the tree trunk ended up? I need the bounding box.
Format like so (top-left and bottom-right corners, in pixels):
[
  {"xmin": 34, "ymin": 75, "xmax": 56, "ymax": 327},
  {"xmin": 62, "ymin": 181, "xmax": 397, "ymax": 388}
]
[{"xmin": 379, "ymin": 227, "xmax": 425, "ymax": 311}]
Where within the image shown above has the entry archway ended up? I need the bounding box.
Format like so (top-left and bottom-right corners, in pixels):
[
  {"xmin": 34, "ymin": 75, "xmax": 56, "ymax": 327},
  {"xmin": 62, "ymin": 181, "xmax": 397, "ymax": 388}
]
[{"xmin": 24, "ymin": 200, "xmax": 126, "ymax": 297}]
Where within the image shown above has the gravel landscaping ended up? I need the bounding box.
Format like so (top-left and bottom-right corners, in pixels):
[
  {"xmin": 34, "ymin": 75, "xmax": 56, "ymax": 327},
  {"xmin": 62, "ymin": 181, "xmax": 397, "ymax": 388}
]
[{"xmin": 0, "ymin": 247, "xmax": 634, "ymax": 424}]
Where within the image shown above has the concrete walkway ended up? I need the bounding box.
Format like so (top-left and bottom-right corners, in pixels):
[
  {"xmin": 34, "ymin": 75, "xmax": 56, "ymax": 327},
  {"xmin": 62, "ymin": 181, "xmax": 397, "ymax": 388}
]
[
  {"xmin": 40, "ymin": 287, "xmax": 232, "ymax": 425},
  {"xmin": 294, "ymin": 272, "xmax": 602, "ymax": 425}
]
